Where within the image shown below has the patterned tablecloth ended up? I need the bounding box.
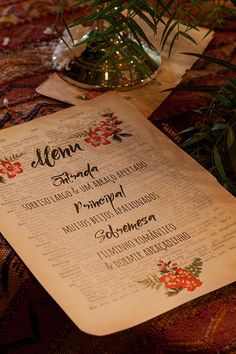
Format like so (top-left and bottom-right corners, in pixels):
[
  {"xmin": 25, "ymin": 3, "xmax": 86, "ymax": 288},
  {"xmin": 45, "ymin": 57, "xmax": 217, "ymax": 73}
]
[{"xmin": 0, "ymin": 1, "xmax": 236, "ymax": 353}]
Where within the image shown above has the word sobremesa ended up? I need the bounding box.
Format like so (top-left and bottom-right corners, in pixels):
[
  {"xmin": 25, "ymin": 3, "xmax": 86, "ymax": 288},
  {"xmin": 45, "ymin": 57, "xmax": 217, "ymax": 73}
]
[{"xmin": 95, "ymin": 214, "xmax": 157, "ymax": 242}]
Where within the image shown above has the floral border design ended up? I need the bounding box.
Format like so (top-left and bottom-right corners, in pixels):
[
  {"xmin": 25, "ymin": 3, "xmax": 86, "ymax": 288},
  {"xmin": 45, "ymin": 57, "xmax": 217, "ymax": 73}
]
[
  {"xmin": 138, "ymin": 258, "xmax": 203, "ymax": 296},
  {"xmin": 0, "ymin": 153, "xmax": 24, "ymax": 183},
  {"xmin": 70, "ymin": 112, "xmax": 132, "ymax": 147}
]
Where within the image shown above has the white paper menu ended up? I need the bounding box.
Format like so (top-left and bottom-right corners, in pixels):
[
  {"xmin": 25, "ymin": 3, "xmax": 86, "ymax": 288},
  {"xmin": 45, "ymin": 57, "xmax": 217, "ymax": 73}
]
[{"xmin": 0, "ymin": 93, "xmax": 235, "ymax": 335}]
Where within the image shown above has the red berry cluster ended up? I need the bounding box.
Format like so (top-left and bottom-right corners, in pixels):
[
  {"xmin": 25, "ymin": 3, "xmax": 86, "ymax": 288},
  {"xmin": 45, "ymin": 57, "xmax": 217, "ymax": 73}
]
[
  {"xmin": 159, "ymin": 268, "xmax": 202, "ymax": 291},
  {"xmin": 158, "ymin": 260, "xmax": 202, "ymax": 292}
]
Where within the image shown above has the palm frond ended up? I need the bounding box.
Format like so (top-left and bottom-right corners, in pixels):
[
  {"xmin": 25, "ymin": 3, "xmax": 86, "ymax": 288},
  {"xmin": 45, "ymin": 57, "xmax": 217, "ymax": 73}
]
[{"xmin": 176, "ymin": 52, "xmax": 236, "ymax": 195}]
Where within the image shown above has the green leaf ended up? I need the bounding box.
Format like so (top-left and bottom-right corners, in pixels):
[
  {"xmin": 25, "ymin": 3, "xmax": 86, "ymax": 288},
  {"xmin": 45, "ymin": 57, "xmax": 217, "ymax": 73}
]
[
  {"xmin": 178, "ymin": 31, "xmax": 197, "ymax": 45},
  {"xmin": 168, "ymin": 31, "xmax": 181, "ymax": 57},
  {"xmin": 179, "ymin": 126, "xmax": 196, "ymax": 134},
  {"xmin": 212, "ymin": 145, "xmax": 235, "ymax": 192},
  {"xmin": 113, "ymin": 134, "xmax": 122, "ymax": 142},
  {"xmin": 227, "ymin": 126, "xmax": 235, "ymax": 149},
  {"xmin": 160, "ymin": 8, "xmax": 178, "ymax": 44},
  {"xmin": 134, "ymin": 10, "xmax": 156, "ymax": 33},
  {"xmin": 118, "ymin": 133, "xmax": 132, "ymax": 137},
  {"xmin": 186, "ymin": 258, "xmax": 203, "ymax": 278},
  {"xmin": 215, "ymin": 94, "xmax": 233, "ymax": 109},
  {"xmin": 211, "ymin": 123, "xmax": 227, "ymax": 131},
  {"xmin": 126, "ymin": 17, "xmax": 154, "ymax": 49},
  {"xmin": 182, "ymin": 53, "xmax": 236, "ymax": 72},
  {"xmin": 165, "ymin": 84, "xmax": 219, "ymax": 93},
  {"xmin": 137, "ymin": 274, "xmax": 161, "ymax": 290},
  {"xmin": 166, "ymin": 288, "xmax": 182, "ymax": 296},
  {"xmin": 182, "ymin": 132, "xmax": 211, "ymax": 147},
  {"xmin": 157, "ymin": 0, "xmax": 176, "ymax": 18},
  {"xmin": 161, "ymin": 20, "xmax": 178, "ymax": 51}
]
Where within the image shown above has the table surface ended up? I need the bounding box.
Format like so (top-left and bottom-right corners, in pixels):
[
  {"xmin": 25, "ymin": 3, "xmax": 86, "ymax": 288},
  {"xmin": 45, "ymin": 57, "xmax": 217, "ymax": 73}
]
[{"xmin": 0, "ymin": 1, "xmax": 236, "ymax": 353}]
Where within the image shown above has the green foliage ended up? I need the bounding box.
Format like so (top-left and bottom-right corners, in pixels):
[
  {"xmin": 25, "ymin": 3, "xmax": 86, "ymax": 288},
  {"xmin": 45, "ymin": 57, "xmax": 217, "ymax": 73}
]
[
  {"xmin": 137, "ymin": 273, "xmax": 162, "ymax": 290},
  {"xmin": 185, "ymin": 257, "xmax": 203, "ymax": 278},
  {"xmin": 58, "ymin": 1, "xmax": 236, "ymax": 61},
  {"xmin": 69, "ymin": 131, "xmax": 88, "ymax": 139},
  {"xmin": 56, "ymin": 2, "xmax": 236, "ymax": 188},
  {"xmin": 0, "ymin": 153, "xmax": 23, "ymax": 162},
  {"xmin": 177, "ymin": 54, "xmax": 236, "ymax": 196},
  {"xmin": 165, "ymin": 287, "xmax": 183, "ymax": 296}
]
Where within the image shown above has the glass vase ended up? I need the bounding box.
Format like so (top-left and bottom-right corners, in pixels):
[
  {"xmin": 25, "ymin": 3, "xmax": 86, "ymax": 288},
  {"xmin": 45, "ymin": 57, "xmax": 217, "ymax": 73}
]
[{"xmin": 52, "ymin": 18, "xmax": 161, "ymax": 90}]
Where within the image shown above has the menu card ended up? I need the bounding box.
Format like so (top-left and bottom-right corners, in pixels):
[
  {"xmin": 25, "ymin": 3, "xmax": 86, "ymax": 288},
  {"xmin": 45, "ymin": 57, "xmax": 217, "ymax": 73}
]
[{"xmin": 0, "ymin": 93, "xmax": 235, "ymax": 335}]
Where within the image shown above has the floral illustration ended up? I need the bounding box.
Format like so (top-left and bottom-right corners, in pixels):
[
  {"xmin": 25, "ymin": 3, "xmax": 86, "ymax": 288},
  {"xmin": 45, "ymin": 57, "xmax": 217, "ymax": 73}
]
[
  {"xmin": 70, "ymin": 112, "xmax": 132, "ymax": 147},
  {"xmin": 84, "ymin": 112, "xmax": 132, "ymax": 147},
  {"xmin": 84, "ymin": 130, "xmax": 111, "ymax": 147},
  {"xmin": 76, "ymin": 90, "xmax": 103, "ymax": 101},
  {"xmin": 0, "ymin": 153, "xmax": 24, "ymax": 183},
  {"xmin": 138, "ymin": 258, "xmax": 203, "ymax": 296}
]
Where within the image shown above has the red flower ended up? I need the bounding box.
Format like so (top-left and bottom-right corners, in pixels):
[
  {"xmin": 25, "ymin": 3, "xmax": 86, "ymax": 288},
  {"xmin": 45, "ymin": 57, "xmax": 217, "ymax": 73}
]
[
  {"xmin": 160, "ymin": 264, "xmax": 167, "ymax": 271},
  {"xmin": 0, "ymin": 161, "xmax": 23, "ymax": 179},
  {"xmin": 84, "ymin": 130, "xmax": 111, "ymax": 147},
  {"xmin": 96, "ymin": 122, "xmax": 121, "ymax": 136},
  {"xmin": 84, "ymin": 91, "xmax": 103, "ymax": 100},
  {"xmin": 102, "ymin": 113, "xmax": 118, "ymax": 121}
]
